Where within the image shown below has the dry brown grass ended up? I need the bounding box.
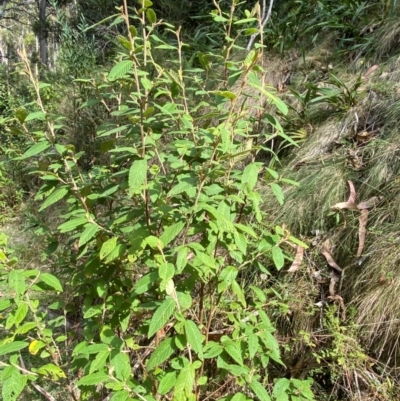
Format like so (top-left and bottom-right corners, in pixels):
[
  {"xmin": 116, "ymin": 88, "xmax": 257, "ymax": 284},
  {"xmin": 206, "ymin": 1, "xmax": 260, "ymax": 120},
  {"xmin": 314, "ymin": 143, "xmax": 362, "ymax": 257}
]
[{"xmin": 252, "ymin": 29, "xmax": 400, "ymax": 396}]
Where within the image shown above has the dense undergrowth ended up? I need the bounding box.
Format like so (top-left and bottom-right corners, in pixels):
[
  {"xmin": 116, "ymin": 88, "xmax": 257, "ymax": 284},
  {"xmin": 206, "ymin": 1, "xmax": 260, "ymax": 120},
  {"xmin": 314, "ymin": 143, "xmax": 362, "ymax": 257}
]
[{"xmin": 2, "ymin": 0, "xmax": 400, "ymax": 400}]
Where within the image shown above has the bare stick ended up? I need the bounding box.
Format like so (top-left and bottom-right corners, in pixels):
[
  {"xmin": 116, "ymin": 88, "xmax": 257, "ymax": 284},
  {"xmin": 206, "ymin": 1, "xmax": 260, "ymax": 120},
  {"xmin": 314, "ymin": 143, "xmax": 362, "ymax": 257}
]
[
  {"xmin": 246, "ymin": 0, "xmax": 275, "ymax": 51},
  {"xmin": 19, "ymin": 356, "xmax": 57, "ymax": 401}
]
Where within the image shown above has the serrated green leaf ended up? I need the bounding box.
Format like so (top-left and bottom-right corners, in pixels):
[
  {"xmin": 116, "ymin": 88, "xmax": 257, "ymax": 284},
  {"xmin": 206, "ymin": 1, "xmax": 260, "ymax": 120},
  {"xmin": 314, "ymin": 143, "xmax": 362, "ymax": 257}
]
[
  {"xmin": 83, "ymin": 305, "xmax": 102, "ymax": 319},
  {"xmin": 1, "ymin": 365, "xmax": 15, "ymax": 380},
  {"xmin": 194, "ymin": 251, "xmax": 217, "ymax": 270},
  {"xmin": 15, "ymin": 322, "xmax": 37, "ymax": 335},
  {"xmin": 248, "ymin": 334, "xmax": 259, "ymax": 359},
  {"xmin": 148, "ymin": 298, "xmax": 175, "ymax": 338},
  {"xmin": 90, "ymin": 350, "xmax": 110, "ymax": 374},
  {"xmin": 145, "ymin": 235, "xmax": 163, "ymax": 249},
  {"xmin": 79, "ymin": 223, "xmax": 100, "ymax": 247},
  {"xmin": 242, "ymin": 163, "xmax": 259, "ymax": 192},
  {"xmin": 83, "ymin": 344, "xmax": 110, "ymax": 355},
  {"xmin": 232, "ymin": 280, "xmax": 246, "ymax": 307},
  {"xmin": 197, "ymin": 203, "xmax": 235, "ymax": 233},
  {"xmin": 258, "ymin": 310, "xmax": 275, "ymax": 332},
  {"xmin": 167, "ymin": 181, "xmax": 194, "ymax": 197},
  {"xmin": 227, "ymin": 364, "xmax": 249, "ymax": 377},
  {"xmin": 160, "ymin": 221, "xmax": 185, "ymax": 247},
  {"xmin": 224, "ymin": 343, "xmax": 243, "ymax": 366},
  {"xmin": 72, "ymin": 341, "xmax": 88, "ymax": 356},
  {"xmin": 39, "ymin": 273, "xmax": 63, "ymax": 291},
  {"xmin": 58, "ymin": 217, "xmax": 87, "ymax": 233},
  {"xmin": 159, "ymin": 263, "xmax": 175, "ymax": 282},
  {"xmin": 272, "ymin": 246, "xmax": 285, "ymax": 270},
  {"xmin": 261, "ymin": 331, "xmax": 283, "ymax": 365},
  {"xmin": 129, "ymin": 159, "xmax": 147, "ymax": 196},
  {"xmin": 272, "ymin": 378, "xmax": 290, "ymax": 401},
  {"xmin": 104, "ymin": 243, "xmax": 125, "ymax": 264},
  {"xmin": 147, "ymin": 337, "xmax": 176, "ymax": 371},
  {"xmin": 141, "ymin": 77, "xmax": 152, "ymax": 90},
  {"xmin": 95, "ymin": 280, "xmax": 107, "ymax": 297},
  {"xmin": 204, "ymin": 342, "xmax": 223, "ymax": 358},
  {"xmin": 213, "ymin": 90, "xmax": 237, "ymax": 100},
  {"xmin": 270, "ymin": 183, "xmax": 284, "ymax": 205},
  {"xmin": 77, "ymin": 372, "xmax": 110, "ymax": 386},
  {"xmin": 110, "ymin": 390, "xmax": 130, "ymax": 401},
  {"xmin": 20, "ymin": 141, "xmax": 50, "ymax": 160},
  {"xmin": 22, "ymin": 269, "xmax": 40, "ymax": 278},
  {"xmin": 1, "ymin": 368, "xmax": 27, "ymax": 401},
  {"xmin": 233, "ymin": 230, "xmax": 247, "ymax": 255},
  {"xmin": 231, "ymin": 393, "xmax": 247, "ymax": 401},
  {"xmin": 177, "ymin": 292, "xmax": 192, "ymax": 310},
  {"xmin": 39, "ymin": 187, "xmax": 69, "ymax": 211},
  {"xmin": 111, "ymin": 352, "xmax": 131, "ymax": 381},
  {"xmin": 14, "ymin": 303, "xmax": 28, "ymax": 327},
  {"xmin": 250, "ymin": 378, "xmax": 271, "ymax": 401},
  {"xmin": 174, "ymin": 364, "xmax": 195, "ymax": 398},
  {"xmin": 104, "ymin": 382, "xmax": 125, "ymax": 391},
  {"xmin": 108, "ymin": 60, "xmax": 133, "ymax": 81},
  {"xmin": 184, "ymin": 320, "xmax": 204, "ymax": 359},
  {"xmin": 133, "ymin": 271, "xmax": 158, "ymax": 294},
  {"xmin": 97, "ymin": 125, "xmax": 129, "ymax": 138},
  {"xmin": 218, "ymin": 266, "xmax": 238, "ymax": 293},
  {"xmin": 25, "ymin": 111, "xmax": 46, "ymax": 122},
  {"xmin": 8, "ymin": 270, "xmax": 26, "ymax": 297},
  {"xmin": 37, "ymin": 363, "xmax": 66, "ymax": 379},
  {"xmin": 158, "ymin": 371, "xmax": 176, "ymax": 395},
  {"xmin": 176, "ymin": 247, "xmax": 188, "ymax": 272},
  {"xmin": 100, "ymin": 237, "xmax": 118, "ymax": 260},
  {"xmin": 250, "ymin": 286, "xmax": 266, "ymax": 303}
]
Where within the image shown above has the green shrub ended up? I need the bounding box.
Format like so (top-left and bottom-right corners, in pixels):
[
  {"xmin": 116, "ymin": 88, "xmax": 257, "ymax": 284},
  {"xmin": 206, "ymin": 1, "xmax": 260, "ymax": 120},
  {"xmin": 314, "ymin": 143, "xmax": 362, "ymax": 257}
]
[{"xmin": 0, "ymin": 2, "xmax": 315, "ymax": 401}]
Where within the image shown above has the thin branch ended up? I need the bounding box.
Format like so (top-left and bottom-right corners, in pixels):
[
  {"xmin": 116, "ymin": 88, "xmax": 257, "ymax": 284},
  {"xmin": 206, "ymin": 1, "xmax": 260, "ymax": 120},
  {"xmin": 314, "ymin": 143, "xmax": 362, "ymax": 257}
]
[
  {"xmin": 246, "ymin": 0, "xmax": 275, "ymax": 51},
  {"xmin": 19, "ymin": 356, "xmax": 57, "ymax": 401}
]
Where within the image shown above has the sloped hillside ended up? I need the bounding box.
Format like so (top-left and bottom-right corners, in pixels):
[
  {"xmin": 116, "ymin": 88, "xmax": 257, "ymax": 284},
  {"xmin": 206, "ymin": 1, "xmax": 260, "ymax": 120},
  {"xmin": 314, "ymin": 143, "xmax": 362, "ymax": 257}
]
[{"xmin": 257, "ymin": 3, "xmax": 400, "ymax": 399}]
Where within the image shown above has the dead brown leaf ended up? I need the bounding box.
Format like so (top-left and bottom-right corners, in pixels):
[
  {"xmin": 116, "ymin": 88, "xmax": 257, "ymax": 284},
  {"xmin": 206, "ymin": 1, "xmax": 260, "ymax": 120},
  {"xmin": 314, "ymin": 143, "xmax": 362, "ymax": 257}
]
[
  {"xmin": 288, "ymin": 245, "xmax": 304, "ymax": 273},
  {"xmin": 329, "ymin": 181, "xmax": 383, "ymax": 259},
  {"xmin": 321, "ymin": 250, "xmax": 343, "ymax": 272},
  {"xmin": 357, "ymin": 196, "xmax": 381, "ymax": 210},
  {"xmin": 329, "ymin": 272, "xmax": 340, "ymax": 296},
  {"xmin": 347, "ymin": 180, "xmax": 356, "ymax": 203},
  {"xmin": 321, "ymin": 239, "xmax": 343, "ymax": 272},
  {"xmin": 362, "ymin": 64, "xmax": 379, "ymax": 79},
  {"xmin": 356, "ymin": 130, "xmax": 376, "ymax": 144},
  {"xmin": 357, "ymin": 209, "xmax": 369, "ymax": 258},
  {"xmin": 330, "ymin": 201, "xmax": 359, "ymax": 210},
  {"xmin": 331, "ymin": 180, "xmax": 358, "ymax": 210}
]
